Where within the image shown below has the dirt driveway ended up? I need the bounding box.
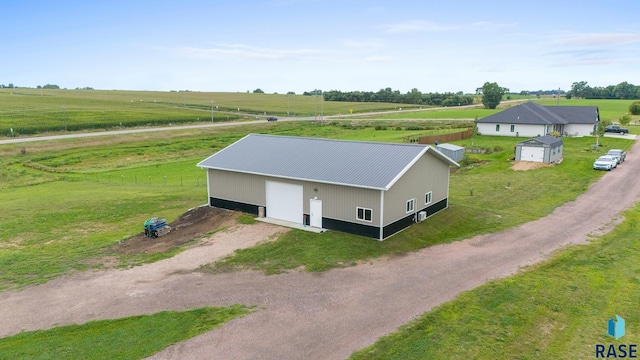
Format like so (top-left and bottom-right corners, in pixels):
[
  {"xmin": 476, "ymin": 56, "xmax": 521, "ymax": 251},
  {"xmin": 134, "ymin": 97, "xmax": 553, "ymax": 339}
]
[{"xmin": 1, "ymin": 139, "xmax": 640, "ymax": 360}]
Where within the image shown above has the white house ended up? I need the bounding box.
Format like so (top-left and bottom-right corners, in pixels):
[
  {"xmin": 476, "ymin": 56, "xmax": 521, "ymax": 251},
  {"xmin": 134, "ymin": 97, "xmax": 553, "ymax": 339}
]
[{"xmin": 476, "ymin": 102, "xmax": 599, "ymax": 137}]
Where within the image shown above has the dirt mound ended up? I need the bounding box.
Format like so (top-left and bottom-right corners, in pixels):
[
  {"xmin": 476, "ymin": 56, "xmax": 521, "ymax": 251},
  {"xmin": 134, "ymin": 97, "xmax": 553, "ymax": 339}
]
[
  {"xmin": 511, "ymin": 161, "xmax": 553, "ymax": 171},
  {"xmin": 115, "ymin": 206, "xmax": 237, "ymax": 254}
]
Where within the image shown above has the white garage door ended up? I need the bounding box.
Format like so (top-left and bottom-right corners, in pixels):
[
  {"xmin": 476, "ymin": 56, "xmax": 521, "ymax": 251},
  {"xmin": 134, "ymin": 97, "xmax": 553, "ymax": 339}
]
[
  {"xmin": 265, "ymin": 180, "xmax": 303, "ymax": 224},
  {"xmin": 520, "ymin": 146, "xmax": 545, "ymax": 162}
]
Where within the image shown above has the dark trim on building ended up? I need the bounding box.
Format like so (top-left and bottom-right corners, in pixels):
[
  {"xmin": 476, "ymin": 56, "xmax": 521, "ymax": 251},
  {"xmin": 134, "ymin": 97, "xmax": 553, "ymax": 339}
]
[
  {"xmin": 382, "ymin": 212, "xmax": 416, "ymax": 239},
  {"xmin": 426, "ymin": 198, "xmax": 448, "ymax": 216},
  {"xmin": 210, "ymin": 197, "xmax": 259, "ymax": 215},
  {"xmin": 383, "ymin": 197, "xmax": 449, "ymax": 239},
  {"xmin": 322, "ymin": 217, "xmax": 380, "ymax": 239}
]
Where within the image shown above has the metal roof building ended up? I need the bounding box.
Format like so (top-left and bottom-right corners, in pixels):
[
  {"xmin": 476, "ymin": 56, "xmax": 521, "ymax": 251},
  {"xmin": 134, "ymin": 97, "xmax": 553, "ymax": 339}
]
[
  {"xmin": 198, "ymin": 134, "xmax": 459, "ymax": 240},
  {"xmin": 476, "ymin": 102, "xmax": 599, "ymax": 137}
]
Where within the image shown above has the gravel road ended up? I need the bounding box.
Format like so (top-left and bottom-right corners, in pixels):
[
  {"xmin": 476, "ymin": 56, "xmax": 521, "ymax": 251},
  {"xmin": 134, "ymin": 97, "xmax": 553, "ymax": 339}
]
[{"xmin": 0, "ymin": 139, "xmax": 638, "ymax": 360}]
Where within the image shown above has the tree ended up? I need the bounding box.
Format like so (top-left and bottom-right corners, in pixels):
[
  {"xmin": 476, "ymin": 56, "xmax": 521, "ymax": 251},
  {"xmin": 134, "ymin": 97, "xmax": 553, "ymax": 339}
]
[
  {"xmin": 597, "ymin": 118, "xmax": 612, "ymax": 137},
  {"xmin": 619, "ymin": 114, "xmax": 632, "ymax": 126},
  {"xmin": 570, "ymin": 81, "xmax": 588, "ymax": 99},
  {"xmin": 629, "ymin": 101, "xmax": 640, "ymax": 115},
  {"xmin": 613, "ymin": 81, "xmax": 635, "ymax": 99},
  {"xmin": 253, "ymin": 88, "xmax": 264, "ymax": 93},
  {"xmin": 480, "ymin": 82, "xmax": 508, "ymax": 109}
]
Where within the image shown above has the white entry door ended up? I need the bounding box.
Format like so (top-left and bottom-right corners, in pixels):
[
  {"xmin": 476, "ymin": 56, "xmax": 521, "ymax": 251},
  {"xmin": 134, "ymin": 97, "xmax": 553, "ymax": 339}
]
[
  {"xmin": 265, "ymin": 180, "xmax": 303, "ymax": 224},
  {"xmin": 309, "ymin": 199, "xmax": 322, "ymax": 228}
]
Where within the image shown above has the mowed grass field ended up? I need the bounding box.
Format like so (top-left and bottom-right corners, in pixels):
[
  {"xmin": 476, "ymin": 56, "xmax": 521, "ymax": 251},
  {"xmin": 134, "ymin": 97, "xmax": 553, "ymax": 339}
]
[{"xmin": 1, "ymin": 92, "xmax": 638, "ymax": 358}]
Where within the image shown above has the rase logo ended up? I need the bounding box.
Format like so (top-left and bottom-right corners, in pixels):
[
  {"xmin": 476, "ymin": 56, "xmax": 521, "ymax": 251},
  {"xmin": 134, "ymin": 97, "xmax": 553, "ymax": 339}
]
[
  {"xmin": 596, "ymin": 315, "xmax": 637, "ymax": 359},
  {"xmin": 610, "ymin": 315, "xmax": 626, "ymax": 340}
]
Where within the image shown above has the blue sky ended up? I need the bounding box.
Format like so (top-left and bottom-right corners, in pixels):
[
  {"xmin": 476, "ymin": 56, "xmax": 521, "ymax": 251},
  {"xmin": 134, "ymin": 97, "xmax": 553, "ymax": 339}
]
[{"xmin": 2, "ymin": 0, "xmax": 639, "ymax": 94}]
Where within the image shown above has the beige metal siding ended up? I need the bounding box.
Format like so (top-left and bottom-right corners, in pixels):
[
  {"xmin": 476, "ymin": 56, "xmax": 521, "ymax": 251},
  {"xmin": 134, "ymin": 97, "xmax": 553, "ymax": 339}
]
[
  {"xmin": 208, "ymin": 169, "xmax": 381, "ymax": 224},
  {"xmin": 208, "ymin": 169, "xmax": 266, "ymax": 205},
  {"xmin": 383, "ymin": 152, "xmax": 450, "ymax": 225},
  {"xmin": 304, "ymin": 183, "xmax": 380, "ymax": 224}
]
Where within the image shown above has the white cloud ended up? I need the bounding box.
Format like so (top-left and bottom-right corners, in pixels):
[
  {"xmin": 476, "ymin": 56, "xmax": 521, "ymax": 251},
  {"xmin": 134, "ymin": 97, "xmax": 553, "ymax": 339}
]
[
  {"xmin": 342, "ymin": 39, "xmax": 384, "ymax": 49},
  {"xmin": 555, "ymin": 32, "xmax": 640, "ymax": 47},
  {"xmin": 383, "ymin": 20, "xmax": 458, "ymax": 34},
  {"xmin": 167, "ymin": 44, "xmax": 330, "ymax": 61},
  {"xmin": 470, "ymin": 21, "xmax": 517, "ymax": 29},
  {"xmin": 365, "ymin": 56, "xmax": 394, "ymax": 63},
  {"xmin": 383, "ymin": 20, "xmax": 515, "ymax": 34}
]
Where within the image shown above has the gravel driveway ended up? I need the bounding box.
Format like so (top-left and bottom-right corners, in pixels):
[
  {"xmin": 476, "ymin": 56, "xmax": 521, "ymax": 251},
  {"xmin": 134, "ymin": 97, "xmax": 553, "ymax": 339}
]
[{"xmin": 1, "ymin": 139, "xmax": 639, "ymax": 360}]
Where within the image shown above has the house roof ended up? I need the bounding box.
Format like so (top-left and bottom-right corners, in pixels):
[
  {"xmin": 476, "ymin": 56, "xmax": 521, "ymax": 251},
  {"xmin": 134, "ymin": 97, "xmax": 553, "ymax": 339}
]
[
  {"xmin": 198, "ymin": 134, "xmax": 459, "ymax": 190},
  {"xmin": 476, "ymin": 102, "xmax": 599, "ymax": 125},
  {"xmin": 519, "ymin": 135, "xmax": 563, "ymax": 147}
]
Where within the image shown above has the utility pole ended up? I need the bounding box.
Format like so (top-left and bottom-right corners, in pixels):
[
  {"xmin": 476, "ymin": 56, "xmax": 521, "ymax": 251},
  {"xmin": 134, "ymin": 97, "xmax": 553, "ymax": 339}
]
[
  {"xmin": 211, "ymin": 99, "xmax": 214, "ymax": 122},
  {"xmin": 321, "ymin": 91, "xmax": 324, "ymax": 120}
]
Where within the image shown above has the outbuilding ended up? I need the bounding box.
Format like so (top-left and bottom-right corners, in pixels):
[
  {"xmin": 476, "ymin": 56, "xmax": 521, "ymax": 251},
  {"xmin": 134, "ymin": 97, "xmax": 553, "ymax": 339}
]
[
  {"xmin": 436, "ymin": 143, "xmax": 464, "ymax": 162},
  {"xmin": 515, "ymin": 135, "xmax": 563, "ymax": 164},
  {"xmin": 197, "ymin": 134, "xmax": 459, "ymax": 240}
]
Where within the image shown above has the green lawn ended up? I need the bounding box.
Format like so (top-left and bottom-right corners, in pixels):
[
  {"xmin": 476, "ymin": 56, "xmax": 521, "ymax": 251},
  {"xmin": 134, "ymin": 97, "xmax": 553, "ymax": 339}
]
[
  {"xmin": 0, "ymin": 305, "xmax": 253, "ymax": 360},
  {"xmin": 350, "ymin": 204, "xmax": 640, "ymax": 359}
]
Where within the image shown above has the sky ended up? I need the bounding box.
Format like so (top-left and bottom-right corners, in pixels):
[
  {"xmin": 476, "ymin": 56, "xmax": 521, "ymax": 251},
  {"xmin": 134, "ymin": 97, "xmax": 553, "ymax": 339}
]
[{"xmin": 2, "ymin": 0, "xmax": 639, "ymax": 94}]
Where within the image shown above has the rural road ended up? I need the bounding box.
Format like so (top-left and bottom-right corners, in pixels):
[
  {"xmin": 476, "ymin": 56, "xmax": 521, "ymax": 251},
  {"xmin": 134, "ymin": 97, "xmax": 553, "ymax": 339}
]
[
  {"xmin": 0, "ymin": 99, "xmax": 530, "ymax": 145},
  {"xmin": 1, "ymin": 138, "xmax": 638, "ymax": 359}
]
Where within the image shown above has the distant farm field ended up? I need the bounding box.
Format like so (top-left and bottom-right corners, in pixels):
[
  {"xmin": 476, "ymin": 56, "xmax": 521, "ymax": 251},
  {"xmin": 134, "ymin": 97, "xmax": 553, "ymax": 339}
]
[{"xmin": 0, "ymin": 89, "xmax": 422, "ymax": 136}]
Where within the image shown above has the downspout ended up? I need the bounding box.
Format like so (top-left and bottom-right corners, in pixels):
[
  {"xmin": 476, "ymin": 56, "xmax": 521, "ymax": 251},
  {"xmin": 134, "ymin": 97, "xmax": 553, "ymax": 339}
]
[
  {"xmin": 379, "ymin": 190, "xmax": 384, "ymax": 241},
  {"xmin": 205, "ymin": 168, "xmax": 211, "ymax": 206}
]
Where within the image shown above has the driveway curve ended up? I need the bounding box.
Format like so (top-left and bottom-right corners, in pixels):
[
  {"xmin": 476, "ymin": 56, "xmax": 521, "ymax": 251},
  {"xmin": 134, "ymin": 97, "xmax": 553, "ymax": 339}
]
[{"xmin": 0, "ymin": 139, "xmax": 639, "ymax": 360}]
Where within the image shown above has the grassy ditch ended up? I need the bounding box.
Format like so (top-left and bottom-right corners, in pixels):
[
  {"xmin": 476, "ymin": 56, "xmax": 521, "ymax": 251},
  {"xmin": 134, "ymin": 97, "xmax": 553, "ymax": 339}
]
[
  {"xmin": 0, "ymin": 305, "xmax": 253, "ymax": 360},
  {"xmin": 349, "ymin": 204, "xmax": 640, "ymax": 359}
]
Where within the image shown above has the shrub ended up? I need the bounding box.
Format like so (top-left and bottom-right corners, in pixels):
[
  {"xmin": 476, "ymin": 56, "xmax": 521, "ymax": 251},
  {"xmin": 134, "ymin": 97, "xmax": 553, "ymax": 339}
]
[
  {"xmin": 619, "ymin": 114, "xmax": 631, "ymax": 126},
  {"xmin": 459, "ymin": 154, "xmax": 478, "ymax": 166},
  {"xmin": 629, "ymin": 102, "xmax": 640, "ymax": 115}
]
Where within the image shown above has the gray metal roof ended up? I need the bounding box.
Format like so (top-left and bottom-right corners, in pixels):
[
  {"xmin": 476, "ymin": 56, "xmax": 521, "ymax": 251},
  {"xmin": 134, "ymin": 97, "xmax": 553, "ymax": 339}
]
[
  {"xmin": 436, "ymin": 143, "xmax": 464, "ymax": 151},
  {"xmin": 198, "ymin": 134, "xmax": 459, "ymax": 190},
  {"xmin": 518, "ymin": 135, "xmax": 563, "ymax": 147},
  {"xmin": 476, "ymin": 102, "xmax": 599, "ymax": 125}
]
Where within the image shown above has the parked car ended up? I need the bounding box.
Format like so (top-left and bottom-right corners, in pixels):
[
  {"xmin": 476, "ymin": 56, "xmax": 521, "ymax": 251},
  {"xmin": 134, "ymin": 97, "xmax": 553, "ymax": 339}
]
[
  {"xmin": 267, "ymin": 116, "xmax": 278, "ymax": 121},
  {"xmin": 593, "ymin": 155, "xmax": 618, "ymax": 171},
  {"xmin": 606, "ymin": 149, "xmax": 626, "ymax": 164},
  {"xmin": 604, "ymin": 125, "xmax": 629, "ymax": 134}
]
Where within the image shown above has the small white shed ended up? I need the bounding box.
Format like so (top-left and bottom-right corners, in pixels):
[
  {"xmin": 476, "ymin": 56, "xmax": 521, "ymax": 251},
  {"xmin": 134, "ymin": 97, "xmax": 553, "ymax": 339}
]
[
  {"xmin": 436, "ymin": 143, "xmax": 464, "ymax": 162},
  {"xmin": 515, "ymin": 135, "xmax": 563, "ymax": 164}
]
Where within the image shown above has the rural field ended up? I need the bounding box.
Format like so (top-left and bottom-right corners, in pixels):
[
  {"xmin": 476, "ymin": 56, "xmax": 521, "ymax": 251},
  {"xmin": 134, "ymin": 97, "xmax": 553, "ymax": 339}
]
[
  {"xmin": 0, "ymin": 88, "xmax": 424, "ymax": 136},
  {"xmin": 0, "ymin": 90, "xmax": 638, "ymax": 359}
]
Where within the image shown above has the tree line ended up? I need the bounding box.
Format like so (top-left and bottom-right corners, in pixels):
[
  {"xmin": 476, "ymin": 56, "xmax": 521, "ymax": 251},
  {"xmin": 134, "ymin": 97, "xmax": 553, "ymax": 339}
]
[
  {"xmin": 303, "ymin": 88, "xmax": 475, "ymax": 107},
  {"xmin": 568, "ymin": 81, "xmax": 640, "ymax": 99}
]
